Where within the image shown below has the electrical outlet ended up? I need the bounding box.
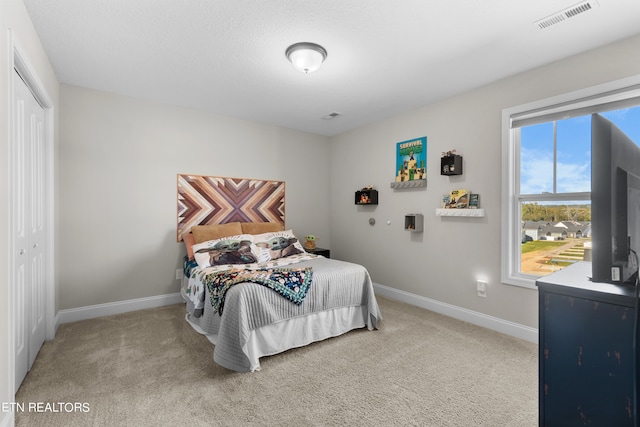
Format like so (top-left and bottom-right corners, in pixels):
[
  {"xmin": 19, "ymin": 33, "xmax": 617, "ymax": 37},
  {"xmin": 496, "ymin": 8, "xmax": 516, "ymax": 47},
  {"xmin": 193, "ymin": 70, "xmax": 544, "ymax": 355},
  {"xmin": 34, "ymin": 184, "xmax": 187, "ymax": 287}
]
[
  {"xmin": 476, "ymin": 280, "xmax": 487, "ymax": 298},
  {"xmin": 176, "ymin": 269, "xmax": 184, "ymax": 280},
  {"xmin": 611, "ymin": 266, "xmax": 620, "ymax": 282}
]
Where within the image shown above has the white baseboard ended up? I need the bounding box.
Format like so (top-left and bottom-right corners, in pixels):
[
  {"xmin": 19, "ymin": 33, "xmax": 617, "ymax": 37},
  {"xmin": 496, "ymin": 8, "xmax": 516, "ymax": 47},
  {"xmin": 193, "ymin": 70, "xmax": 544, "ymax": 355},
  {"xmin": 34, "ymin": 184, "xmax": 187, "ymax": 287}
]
[
  {"xmin": 57, "ymin": 293, "xmax": 184, "ymax": 326},
  {"xmin": 0, "ymin": 412, "xmax": 14, "ymax": 427},
  {"xmin": 48, "ymin": 312, "xmax": 59, "ymax": 340},
  {"xmin": 53, "ymin": 286, "xmax": 538, "ymax": 344},
  {"xmin": 372, "ymin": 283, "xmax": 538, "ymax": 344}
]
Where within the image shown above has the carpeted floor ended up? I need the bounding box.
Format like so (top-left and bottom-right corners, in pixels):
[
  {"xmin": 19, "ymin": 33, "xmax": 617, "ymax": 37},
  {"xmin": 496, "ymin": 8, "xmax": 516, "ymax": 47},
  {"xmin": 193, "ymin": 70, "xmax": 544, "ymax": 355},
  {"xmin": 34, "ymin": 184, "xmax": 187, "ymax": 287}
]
[{"xmin": 15, "ymin": 296, "xmax": 538, "ymax": 426}]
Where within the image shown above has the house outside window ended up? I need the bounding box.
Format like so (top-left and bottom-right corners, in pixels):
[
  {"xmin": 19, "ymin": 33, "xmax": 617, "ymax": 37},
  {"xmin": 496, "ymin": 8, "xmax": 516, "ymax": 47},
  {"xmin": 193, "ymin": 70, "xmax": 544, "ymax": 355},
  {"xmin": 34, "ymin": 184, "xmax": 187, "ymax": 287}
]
[{"xmin": 501, "ymin": 76, "xmax": 640, "ymax": 289}]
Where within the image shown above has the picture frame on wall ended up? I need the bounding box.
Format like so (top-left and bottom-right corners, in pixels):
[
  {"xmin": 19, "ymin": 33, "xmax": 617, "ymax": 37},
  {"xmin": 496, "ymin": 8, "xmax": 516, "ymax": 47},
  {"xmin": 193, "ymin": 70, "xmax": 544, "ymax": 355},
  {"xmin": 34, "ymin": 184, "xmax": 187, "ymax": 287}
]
[{"xmin": 395, "ymin": 136, "xmax": 427, "ymax": 183}]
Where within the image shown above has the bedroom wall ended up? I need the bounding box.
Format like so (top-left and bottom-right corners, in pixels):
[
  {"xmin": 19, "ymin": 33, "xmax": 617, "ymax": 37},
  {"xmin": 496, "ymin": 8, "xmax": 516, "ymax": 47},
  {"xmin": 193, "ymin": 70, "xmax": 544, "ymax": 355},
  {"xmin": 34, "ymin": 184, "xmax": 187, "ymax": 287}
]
[
  {"xmin": 329, "ymin": 34, "xmax": 640, "ymax": 330},
  {"xmin": 1, "ymin": 0, "xmax": 59, "ymax": 421},
  {"xmin": 58, "ymin": 85, "xmax": 331, "ymax": 310}
]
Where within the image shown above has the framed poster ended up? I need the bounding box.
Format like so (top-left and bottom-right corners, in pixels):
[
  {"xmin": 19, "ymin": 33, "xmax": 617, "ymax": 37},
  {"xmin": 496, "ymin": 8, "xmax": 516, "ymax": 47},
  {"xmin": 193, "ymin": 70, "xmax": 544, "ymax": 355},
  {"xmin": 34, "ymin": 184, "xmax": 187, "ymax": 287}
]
[{"xmin": 395, "ymin": 136, "xmax": 427, "ymax": 182}]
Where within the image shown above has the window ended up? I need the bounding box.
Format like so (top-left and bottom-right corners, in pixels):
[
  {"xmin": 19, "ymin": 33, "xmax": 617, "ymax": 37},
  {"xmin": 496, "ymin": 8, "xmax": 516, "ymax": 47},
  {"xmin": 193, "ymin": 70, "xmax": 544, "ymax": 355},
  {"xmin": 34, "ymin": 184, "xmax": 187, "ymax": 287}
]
[{"xmin": 502, "ymin": 76, "xmax": 640, "ymax": 288}]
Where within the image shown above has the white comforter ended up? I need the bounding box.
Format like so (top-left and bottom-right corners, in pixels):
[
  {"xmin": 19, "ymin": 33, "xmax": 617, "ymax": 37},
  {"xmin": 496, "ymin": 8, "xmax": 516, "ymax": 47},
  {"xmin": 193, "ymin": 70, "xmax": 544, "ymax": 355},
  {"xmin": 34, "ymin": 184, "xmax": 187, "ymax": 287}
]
[{"xmin": 183, "ymin": 255, "xmax": 382, "ymax": 372}]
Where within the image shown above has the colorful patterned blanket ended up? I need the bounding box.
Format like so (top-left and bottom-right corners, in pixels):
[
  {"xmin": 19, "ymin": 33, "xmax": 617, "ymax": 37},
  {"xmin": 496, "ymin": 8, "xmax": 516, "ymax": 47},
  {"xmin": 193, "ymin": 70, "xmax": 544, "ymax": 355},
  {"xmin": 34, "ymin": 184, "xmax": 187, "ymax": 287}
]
[
  {"xmin": 202, "ymin": 267, "xmax": 313, "ymax": 315},
  {"xmin": 186, "ymin": 253, "xmax": 320, "ymax": 312}
]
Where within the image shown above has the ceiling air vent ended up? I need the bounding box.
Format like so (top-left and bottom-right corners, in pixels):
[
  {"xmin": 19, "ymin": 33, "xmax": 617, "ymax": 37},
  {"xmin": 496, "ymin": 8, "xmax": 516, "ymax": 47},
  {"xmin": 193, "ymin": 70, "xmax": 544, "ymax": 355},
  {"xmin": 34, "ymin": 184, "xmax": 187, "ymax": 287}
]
[
  {"xmin": 322, "ymin": 112, "xmax": 341, "ymax": 120},
  {"xmin": 534, "ymin": 1, "xmax": 599, "ymax": 30}
]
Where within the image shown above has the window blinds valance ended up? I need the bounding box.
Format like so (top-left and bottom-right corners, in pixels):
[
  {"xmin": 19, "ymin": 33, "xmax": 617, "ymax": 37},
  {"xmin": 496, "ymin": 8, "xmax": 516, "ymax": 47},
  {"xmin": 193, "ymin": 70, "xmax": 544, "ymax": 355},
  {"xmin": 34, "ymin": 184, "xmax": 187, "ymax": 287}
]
[{"xmin": 510, "ymin": 84, "xmax": 640, "ymax": 128}]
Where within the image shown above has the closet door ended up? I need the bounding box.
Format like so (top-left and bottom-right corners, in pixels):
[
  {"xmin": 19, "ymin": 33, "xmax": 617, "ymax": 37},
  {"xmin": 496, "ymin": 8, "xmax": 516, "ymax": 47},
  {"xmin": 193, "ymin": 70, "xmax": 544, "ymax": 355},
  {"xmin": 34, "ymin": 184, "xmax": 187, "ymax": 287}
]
[
  {"xmin": 12, "ymin": 69, "xmax": 46, "ymax": 390},
  {"xmin": 12, "ymin": 69, "xmax": 28, "ymax": 390},
  {"xmin": 27, "ymin": 77, "xmax": 46, "ymax": 369}
]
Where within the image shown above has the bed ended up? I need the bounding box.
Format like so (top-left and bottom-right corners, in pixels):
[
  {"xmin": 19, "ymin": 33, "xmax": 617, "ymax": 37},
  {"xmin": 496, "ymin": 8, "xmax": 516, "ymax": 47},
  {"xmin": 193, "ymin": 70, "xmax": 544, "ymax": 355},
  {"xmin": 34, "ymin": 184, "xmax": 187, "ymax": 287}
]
[{"xmin": 180, "ymin": 223, "xmax": 382, "ymax": 372}]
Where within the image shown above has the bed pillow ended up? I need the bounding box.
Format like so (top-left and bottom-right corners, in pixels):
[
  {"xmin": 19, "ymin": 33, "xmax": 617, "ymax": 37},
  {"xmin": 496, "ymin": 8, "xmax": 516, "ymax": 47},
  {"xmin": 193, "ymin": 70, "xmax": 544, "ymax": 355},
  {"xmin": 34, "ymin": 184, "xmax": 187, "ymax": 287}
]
[
  {"xmin": 252, "ymin": 229, "xmax": 306, "ymax": 262},
  {"xmin": 192, "ymin": 234, "xmax": 259, "ymax": 269},
  {"xmin": 241, "ymin": 222, "xmax": 284, "ymax": 235},
  {"xmin": 183, "ymin": 233, "xmax": 197, "ymax": 260},
  {"xmin": 191, "ymin": 222, "xmax": 243, "ymax": 243}
]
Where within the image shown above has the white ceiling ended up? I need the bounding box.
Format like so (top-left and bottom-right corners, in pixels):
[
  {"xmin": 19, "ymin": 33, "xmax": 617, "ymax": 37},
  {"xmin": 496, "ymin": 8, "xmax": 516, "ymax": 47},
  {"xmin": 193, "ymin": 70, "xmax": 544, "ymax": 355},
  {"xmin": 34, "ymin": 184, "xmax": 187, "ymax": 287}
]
[{"xmin": 22, "ymin": 0, "xmax": 640, "ymax": 136}]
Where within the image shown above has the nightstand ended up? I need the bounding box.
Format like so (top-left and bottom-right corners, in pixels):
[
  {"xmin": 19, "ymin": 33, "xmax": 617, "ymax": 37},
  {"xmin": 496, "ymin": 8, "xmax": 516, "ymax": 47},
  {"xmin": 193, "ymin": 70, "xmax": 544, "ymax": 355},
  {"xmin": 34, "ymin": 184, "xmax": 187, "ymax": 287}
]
[{"xmin": 307, "ymin": 247, "xmax": 330, "ymax": 258}]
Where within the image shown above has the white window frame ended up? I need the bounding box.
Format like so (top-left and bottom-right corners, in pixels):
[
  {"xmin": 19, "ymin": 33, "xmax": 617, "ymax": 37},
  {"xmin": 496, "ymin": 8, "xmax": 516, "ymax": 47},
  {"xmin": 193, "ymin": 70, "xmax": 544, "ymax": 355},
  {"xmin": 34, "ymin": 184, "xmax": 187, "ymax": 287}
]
[{"xmin": 501, "ymin": 75, "xmax": 640, "ymax": 289}]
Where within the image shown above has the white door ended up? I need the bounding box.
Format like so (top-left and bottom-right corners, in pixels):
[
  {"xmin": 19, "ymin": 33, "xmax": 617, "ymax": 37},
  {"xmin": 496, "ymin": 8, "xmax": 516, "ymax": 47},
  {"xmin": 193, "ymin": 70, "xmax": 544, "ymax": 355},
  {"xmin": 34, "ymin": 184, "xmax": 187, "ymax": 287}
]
[
  {"xmin": 12, "ymin": 69, "xmax": 46, "ymax": 390},
  {"xmin": 27, "ymin": 73, "xmax": 46, "ymax": 369}
]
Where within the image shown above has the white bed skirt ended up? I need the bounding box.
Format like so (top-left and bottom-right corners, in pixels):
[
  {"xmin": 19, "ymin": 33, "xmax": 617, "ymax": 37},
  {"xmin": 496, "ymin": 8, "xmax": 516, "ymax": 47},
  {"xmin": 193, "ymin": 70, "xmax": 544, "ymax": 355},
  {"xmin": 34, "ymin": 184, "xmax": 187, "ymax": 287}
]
[
  {"xmin": 182, "ymin": 287, "xmax": 367, "ymax": 371},
  {"xmin": 244, "ymin": 305, "xmax": 367, "ymax": 371}
]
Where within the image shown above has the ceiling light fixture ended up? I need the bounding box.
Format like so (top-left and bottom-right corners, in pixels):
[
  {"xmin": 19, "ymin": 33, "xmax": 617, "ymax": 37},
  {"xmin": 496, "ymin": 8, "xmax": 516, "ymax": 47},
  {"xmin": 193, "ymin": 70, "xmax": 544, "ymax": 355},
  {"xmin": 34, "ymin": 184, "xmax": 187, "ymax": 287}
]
[{"xmin": 285, "ymin": 42, "xmax": 327, "ymax": 74}]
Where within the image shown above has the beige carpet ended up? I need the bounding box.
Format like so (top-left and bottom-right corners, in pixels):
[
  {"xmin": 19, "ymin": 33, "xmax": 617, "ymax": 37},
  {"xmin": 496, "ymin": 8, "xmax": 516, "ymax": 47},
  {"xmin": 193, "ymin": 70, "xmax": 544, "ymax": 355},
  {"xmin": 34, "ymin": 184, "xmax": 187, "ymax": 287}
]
[{"xmin": 15, "ymin": 296, "xmax": 538, "ymax": 426}]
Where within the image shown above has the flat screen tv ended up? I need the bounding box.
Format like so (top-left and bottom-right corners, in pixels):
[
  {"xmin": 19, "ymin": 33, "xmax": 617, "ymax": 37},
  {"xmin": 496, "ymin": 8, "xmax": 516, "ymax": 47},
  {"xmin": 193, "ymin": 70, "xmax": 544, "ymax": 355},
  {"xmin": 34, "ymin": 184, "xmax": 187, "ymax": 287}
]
[{"xmin": 591, "ymin": 113, "xmax": 640, "ymax": 284}]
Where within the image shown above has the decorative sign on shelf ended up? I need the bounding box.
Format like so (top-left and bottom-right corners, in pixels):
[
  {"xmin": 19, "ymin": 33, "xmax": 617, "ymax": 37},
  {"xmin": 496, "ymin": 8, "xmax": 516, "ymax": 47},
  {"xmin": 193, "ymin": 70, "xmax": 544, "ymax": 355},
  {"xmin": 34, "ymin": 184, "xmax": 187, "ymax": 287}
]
[{"xmin": 441, "ymin": 190, "xmax": 480, "ymax": 209}]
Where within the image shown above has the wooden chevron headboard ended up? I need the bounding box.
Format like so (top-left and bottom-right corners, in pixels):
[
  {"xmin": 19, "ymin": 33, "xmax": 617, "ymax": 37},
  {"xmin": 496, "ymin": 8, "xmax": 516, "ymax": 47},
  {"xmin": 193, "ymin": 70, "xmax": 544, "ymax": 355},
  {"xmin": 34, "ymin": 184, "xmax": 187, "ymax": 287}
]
[{"xmin": 176, "ymin": 174, "xmax": 285, "ymax": 242}]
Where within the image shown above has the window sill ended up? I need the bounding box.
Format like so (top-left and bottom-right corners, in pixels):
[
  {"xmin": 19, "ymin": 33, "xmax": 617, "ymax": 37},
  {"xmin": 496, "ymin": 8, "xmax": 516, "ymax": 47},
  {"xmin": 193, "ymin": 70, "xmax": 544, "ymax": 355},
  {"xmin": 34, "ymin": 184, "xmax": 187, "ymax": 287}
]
[{"xmin": 502, "ymin": 274, "xmax": 539, "ymax": 290}]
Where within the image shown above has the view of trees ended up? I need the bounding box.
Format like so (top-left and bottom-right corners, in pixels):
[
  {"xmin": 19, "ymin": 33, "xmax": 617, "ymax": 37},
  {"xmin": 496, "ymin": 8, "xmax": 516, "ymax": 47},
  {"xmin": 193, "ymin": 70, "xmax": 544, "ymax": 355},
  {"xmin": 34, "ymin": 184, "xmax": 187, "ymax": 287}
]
[{"xmin": 521, "ymin": 203, "xmax": 591, "ymax": 222}]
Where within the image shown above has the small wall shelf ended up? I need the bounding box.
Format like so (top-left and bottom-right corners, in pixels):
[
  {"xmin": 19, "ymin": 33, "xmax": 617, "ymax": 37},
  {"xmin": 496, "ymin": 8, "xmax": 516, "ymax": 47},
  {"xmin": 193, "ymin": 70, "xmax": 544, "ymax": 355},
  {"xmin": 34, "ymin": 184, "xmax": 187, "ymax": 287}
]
[
  {"xmin": 441, "ymin": 154, "xmax": 463, "ymax": 176},
  {"xmin": 390, "ymin": 180, "xmax": 427, "ymax": 189},
  {"xmin": 404, "ymin": 214, "xmax": 424, "ymax": 232},
  {"xmin": 355, "ymin": 189, "xmax": 378, "ymax": 205},
  {"xmin": 435, "ymin": 208, "xmax": 485, "ymax": 217}
]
